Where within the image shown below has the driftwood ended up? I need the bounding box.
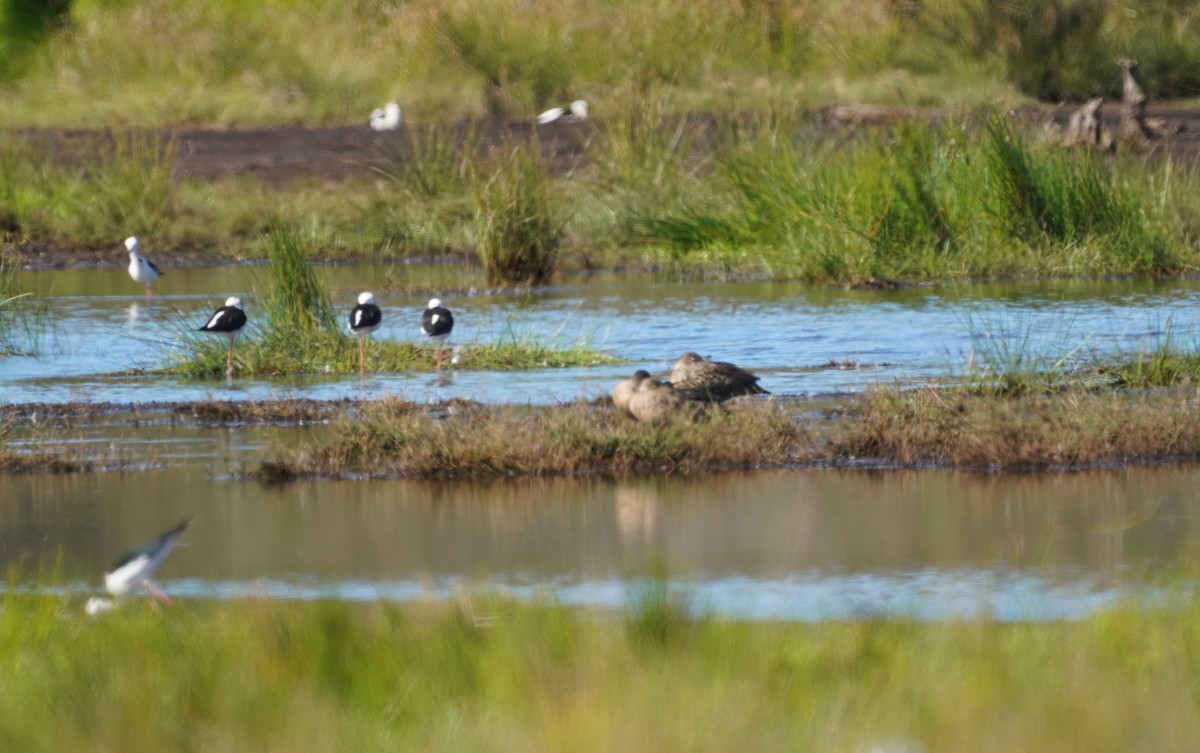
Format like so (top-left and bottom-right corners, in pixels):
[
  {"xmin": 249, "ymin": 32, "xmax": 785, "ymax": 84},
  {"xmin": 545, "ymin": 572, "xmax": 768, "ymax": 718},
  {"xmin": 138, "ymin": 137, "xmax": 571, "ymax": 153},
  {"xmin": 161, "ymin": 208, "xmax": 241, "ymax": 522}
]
[{"xmin": 1051, "ymin": 59, "xmax": 1183, "ymax": 151}]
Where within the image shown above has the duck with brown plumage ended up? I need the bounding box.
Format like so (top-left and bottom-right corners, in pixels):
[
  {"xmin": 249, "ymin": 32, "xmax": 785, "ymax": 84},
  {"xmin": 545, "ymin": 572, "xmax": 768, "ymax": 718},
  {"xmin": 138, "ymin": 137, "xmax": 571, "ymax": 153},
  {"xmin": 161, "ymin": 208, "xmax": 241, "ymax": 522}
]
[{"xmin": 669, "ymin": 352, "xmax": 768, "ymax": 401}]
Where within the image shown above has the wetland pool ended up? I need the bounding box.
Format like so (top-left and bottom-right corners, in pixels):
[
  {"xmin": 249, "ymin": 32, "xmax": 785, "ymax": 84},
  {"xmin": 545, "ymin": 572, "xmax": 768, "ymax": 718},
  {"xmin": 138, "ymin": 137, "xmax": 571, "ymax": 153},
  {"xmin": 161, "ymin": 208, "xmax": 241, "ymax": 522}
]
[
  {"xmin": 5, "ymin": 265, "xmax": 1200, "ymax": 404},
  {"xmin": 4, "ymin": 463, "xmax": 1199, "ymax": 621}
]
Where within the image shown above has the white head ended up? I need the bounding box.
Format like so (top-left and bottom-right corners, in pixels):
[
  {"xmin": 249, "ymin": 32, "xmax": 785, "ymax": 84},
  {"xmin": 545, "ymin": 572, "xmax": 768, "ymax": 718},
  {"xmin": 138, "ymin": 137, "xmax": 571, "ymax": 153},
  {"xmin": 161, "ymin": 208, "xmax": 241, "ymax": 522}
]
[
  {"xmin": 427, "ymin": 298, "xmax": 443, "ymax": 310},
  {"xmin": 570, "ymin": 100, "xmax": 588, "ymax": 119},
  {"xmin": 358, "ymin": 291, "xmax": 376, "ymax": 305},
  {"xmin": 370, "ymin": 102, "xmax": 403, "ymax": 131},
  {"xmin": 225, "ymin": 296, "xmax": 243, "ymax": 309},
  {"xmin": 124, "ymin": 236, "xmax": 140, "ymax": 254}
]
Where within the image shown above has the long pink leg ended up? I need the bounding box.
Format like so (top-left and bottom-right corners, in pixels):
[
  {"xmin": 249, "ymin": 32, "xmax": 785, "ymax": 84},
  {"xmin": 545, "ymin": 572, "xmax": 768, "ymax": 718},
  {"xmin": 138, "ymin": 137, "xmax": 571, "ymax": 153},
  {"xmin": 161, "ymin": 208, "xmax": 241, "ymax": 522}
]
[
  {"xmin": 146, "ymin": 288, "xmax": 153, "ymax": 304},
  {"xmin": 226, "ymin": 345, "xmax": 234, "ymax": 377},
  {"xmin": 435, "ymin": 345, "xmax": 444, "ymax": 371},
  {"xmin": 144, "ymin": 580, "xmax": 174, "ymax": 605},
  {"xmin": 359, "ymin": 336, "xmax": 366, "ymax": 375}
]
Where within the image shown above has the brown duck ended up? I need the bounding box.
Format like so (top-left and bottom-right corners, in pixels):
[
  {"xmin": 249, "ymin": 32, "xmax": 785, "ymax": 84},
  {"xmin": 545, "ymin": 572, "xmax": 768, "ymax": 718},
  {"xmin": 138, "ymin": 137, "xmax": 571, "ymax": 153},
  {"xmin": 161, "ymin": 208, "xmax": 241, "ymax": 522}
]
[
  {"xmin": 669, "ymin": 352, "xmax": 768, "ymax": 401},
  {"xmin": 628, "ymin": 377, "xmax": 692, "ymax": 424},
  {"xmin": 612, "ymin": 370, "xmax": 652, "ymax": 417}
]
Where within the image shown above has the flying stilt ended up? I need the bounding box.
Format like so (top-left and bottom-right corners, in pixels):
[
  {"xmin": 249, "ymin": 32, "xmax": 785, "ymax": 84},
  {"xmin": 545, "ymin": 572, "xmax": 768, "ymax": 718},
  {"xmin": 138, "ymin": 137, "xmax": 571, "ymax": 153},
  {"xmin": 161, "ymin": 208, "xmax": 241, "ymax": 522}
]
[
  {"xmin": 198, "ymin": 296, "xmax": 248, "ymax": 377},
  {"xmin": 125, "ymin": 236, "xmax": 162, "ymax": 304},
  {"xmin": 536, "ymin": 99, "xmax": 589, "ymax": 125},
  {"xmin": 421, "ymin": 297, "xmax": 454, "ymax": 371},
  {"xmin": 85, "ymin": 518, "xmax": 194, "ymax": 615},
  {"xmin": 348, "ymin": 291, "xmax": 382, "ymax": 374}
]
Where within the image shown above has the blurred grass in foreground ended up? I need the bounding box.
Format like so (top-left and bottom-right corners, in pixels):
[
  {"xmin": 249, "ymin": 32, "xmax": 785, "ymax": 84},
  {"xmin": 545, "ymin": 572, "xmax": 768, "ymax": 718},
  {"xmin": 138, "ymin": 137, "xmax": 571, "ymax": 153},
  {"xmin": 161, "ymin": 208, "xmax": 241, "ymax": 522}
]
[{"xmin": 4, "ymin": 590, "xmax": 1200, "ymax": 752}]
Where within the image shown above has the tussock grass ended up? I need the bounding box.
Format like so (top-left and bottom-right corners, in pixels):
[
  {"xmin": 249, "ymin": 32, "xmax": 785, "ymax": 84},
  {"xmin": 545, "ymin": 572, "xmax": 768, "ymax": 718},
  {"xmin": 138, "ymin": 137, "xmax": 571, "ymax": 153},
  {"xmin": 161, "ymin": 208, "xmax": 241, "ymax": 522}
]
[
  {"xmin": 629, "ymin": 117, "xmax": 1188, "ymax": 282},
  {"xmin": 7, "ymin": 593, "xmax": 1200, "ymax": 752},
  {"xmin": 0, "ymin": 250, "xmax": 44, "ymax": 355},
  {"xmin": 475, "ymin": 146, "xmax": 562, "ymax": 284}
]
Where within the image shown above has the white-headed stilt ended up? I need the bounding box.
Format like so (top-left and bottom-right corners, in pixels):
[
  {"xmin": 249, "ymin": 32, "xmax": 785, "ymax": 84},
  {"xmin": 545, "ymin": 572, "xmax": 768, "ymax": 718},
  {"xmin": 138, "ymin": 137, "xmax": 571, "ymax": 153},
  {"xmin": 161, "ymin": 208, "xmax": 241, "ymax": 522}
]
[
  {"xmin": 85, "ymin": 518, "xmax": 194, "ymax": 615},
  {"xmin": 536, "ymin": 99, "xmax": 588, "ymax": 125},
  {"xmin": 348, "ymin": 291, "xmax": 383, "ymax": 374},
  {"xmin": 369, "ymin": 102, "xmax": 403, "ymax": 131},
  {"xmin": 421, "ymin": 297, "xmax": 454, "ymax": 371},
  {"xmin": 198, "ymin": 296, "xmax": 248, "ymax": 377},
  {"xmin": 125, "ymin": 236, "xmax": 162, "ymax": 304}
]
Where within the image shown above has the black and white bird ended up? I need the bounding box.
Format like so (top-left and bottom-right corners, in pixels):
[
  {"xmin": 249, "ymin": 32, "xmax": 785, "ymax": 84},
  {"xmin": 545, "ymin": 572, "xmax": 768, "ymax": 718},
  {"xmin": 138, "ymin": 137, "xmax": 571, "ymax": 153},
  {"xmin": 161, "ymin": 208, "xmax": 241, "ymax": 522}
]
[
  {"xmin": 198, "ymin": 296, "xmax": 248, "ymax": 377},
  {"xmin": 85, "ymin": 518, "xmax": 194, "ymax": 616},
  {"xmin": 536, "ymin": 99, "xmax": 588, "ymax": 125},
  {"xmin": 369, "ymin": 101, "xmax": 403, "ymax": 131},
  {"xmin": 348, "ymin": 291, "xmax": 383, "ymax": 374},
  {"xmin": 421, "ymin": 297, "xmax": 454, "ymax": 371},
  {"xmin": 125, "ymin": 236, "xmax": 162, "ymax": 304}
]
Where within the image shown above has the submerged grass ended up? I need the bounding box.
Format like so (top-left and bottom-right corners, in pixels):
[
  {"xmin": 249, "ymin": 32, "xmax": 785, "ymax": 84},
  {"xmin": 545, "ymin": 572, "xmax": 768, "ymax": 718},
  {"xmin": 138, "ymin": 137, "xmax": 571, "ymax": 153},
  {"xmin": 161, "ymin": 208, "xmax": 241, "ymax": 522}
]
[{"xmin": 7, "ymin": 592, "xmax": 1200, "ymax": 752}]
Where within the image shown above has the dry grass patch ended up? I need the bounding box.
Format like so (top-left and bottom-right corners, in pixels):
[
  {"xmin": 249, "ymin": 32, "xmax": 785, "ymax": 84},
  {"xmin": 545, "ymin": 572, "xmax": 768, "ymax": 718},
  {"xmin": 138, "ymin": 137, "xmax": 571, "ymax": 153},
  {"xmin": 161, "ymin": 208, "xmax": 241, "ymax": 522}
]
[
  {"xmin": 253, "ymin": 399, "xmax": 808, "ymax": 480},
  {"xmin": 829, "ymin": 388, "xmax": 1200, "ymax": 471}
]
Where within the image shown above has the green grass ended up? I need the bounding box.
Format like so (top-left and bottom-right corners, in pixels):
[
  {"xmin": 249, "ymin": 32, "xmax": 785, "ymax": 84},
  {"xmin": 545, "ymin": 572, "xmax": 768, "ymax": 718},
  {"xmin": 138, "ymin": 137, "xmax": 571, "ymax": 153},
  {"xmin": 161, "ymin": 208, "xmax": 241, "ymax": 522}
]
[
  {"xmin": 475, "ymin": 146, "xmax": 562, "ymax": 283},
  {"xmin": 7, "ymin": 589, "xmax": 1200, "ymax": 752},
  {"xmin": 5, "ymin": 0, "xmax": 1200, "ymax": 128},
  {"xmin": 0, "ymin": 249, "xmax": 44, "ymax": 355}
]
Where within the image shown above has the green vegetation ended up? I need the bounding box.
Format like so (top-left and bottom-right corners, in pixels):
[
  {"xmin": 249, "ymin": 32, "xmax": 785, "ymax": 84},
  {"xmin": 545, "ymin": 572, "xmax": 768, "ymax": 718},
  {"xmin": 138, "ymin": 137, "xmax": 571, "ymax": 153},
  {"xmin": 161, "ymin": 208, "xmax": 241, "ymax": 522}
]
[
  {"xmin": 0, "ymin": 251, "xmax": 43, "ymax": 355},
  {"xmin": 6, "ymin": 592, "xmax": 1200, "ymax": 752},
  {"xmin": 4, "ymin": 0, "xmax": 1200, "ymax": 127},
  {"xmin": 475, "ymin": 147, "xmax": 561, "ymax": 284}
]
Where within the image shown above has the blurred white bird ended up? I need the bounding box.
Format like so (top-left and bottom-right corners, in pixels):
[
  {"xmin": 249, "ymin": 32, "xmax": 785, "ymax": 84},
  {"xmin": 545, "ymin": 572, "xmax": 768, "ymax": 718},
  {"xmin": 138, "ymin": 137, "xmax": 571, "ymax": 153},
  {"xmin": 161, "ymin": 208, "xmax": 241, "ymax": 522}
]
[
  {"xmin": 536, "ymin": 99, "xmax": 588, "ymax": 125},
  {"xmin": 124, "ymin": 236, "xmax": 162, "ymax": 303},
  {"xmin": 369, "ymin": 102, "xmax": 403, "ymax": 131},
  {"xmin": 85, "ymin": 518, "xmax": 194, "ymax": 615}
]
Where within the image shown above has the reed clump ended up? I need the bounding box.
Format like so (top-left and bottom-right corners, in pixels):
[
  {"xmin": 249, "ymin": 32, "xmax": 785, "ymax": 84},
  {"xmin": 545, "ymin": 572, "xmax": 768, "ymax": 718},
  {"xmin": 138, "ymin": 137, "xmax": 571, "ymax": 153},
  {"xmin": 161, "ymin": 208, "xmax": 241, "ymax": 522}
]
[{"xmin": 474, "ymin": 146, "xmax": 561, "ymax": 284}]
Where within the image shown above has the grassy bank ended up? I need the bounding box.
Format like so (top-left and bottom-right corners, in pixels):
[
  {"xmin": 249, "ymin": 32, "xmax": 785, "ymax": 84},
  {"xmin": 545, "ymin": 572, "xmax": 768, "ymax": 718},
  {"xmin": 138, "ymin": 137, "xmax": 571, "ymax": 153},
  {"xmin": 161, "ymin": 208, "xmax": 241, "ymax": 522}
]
[
  {"xmin": 5, "ymin": 592, "xmax": 1200, "ymax": 752},
  {"xmin": 6, "ymin": 114, "xmax": 1200, "ymax": 285},
  {"xmin": 250, "ymin": 382, "xmax": 1200, "ymax": 480},
  {"xmin": 4, "ymin": 0, "xmax": 1200, "ymax": 127}
]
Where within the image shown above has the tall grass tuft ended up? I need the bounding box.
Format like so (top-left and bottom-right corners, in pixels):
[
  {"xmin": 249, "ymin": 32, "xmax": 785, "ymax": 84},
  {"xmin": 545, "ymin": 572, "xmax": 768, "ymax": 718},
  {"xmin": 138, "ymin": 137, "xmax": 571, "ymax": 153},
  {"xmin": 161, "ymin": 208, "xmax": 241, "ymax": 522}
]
[
  {"xmin": 263, "ymin": 227, "xmax": 336, "ymax": 333},
  {"xmin": 0, "ymin": 251, "xmax": 43, "ymax": 355},
  {"xmin": 475, "ymin": 146, "xmax": 561, "ymax": 284}
]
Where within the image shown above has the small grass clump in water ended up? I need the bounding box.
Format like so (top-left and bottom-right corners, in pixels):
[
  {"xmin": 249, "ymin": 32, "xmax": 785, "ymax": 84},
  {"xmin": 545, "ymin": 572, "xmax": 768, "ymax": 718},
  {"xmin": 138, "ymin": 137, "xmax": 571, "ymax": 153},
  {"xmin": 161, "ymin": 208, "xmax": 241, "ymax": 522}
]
[
  {"xmin": 164, "ymin": 227, "xmax": 616, "ymax": 377},
  {"xmin": 475, "ymin": 146, "xmax": 561, "ymax": 284},
  {"xmin": 7, "ymin": 592, "xmax": 1200, "ymax": 751},
  {"xmin": 0, "ymin": 251, "xmax": 45, "ymax": 355}
]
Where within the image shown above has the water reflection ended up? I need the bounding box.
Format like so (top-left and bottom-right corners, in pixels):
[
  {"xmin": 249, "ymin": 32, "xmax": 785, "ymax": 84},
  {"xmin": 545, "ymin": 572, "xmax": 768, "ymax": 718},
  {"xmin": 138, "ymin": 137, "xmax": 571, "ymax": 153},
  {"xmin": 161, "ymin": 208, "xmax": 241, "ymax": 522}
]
[{"xmin": 3, "ymin": 466, "xmax": 1198, "ymax": 620}]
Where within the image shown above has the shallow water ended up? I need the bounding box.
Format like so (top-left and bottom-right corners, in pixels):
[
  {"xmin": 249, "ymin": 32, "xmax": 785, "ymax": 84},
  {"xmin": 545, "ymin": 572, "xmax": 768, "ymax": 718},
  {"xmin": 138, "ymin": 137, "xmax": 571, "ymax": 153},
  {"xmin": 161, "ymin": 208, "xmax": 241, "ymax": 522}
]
[
  {"xmin": 6, "ymin": 264, "xmax": 1200, "ymax": 404},
  {"xmin": 4, "ymin": 463, "xmax": 1198, "ymax": 620}
]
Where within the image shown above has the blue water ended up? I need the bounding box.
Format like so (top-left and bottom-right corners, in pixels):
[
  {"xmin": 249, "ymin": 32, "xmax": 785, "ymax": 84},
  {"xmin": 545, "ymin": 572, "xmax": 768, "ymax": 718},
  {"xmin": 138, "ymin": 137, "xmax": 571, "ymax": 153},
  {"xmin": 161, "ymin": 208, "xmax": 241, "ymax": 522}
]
[{"xmin": 4, "ymin": 265, "xmax": 1200, "ymax": 404}]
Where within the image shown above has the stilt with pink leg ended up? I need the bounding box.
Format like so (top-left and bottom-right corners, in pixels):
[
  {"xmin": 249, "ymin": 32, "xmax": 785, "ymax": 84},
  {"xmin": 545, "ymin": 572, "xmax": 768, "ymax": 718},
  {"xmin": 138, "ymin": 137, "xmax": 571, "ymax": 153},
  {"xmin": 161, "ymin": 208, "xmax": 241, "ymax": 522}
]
[
  {"xmin": 198, "ymin": 296, "xmax": 248, "ymax": 377},
  {"xmin": 421, "ymin": 297, "xmax": 454, "ymax": 372},
  {"xmin": 125, "ymin": 236, "xmax": 162, "ymax": 304},
  {"xmin": 348, "ymin": 292, "xmax": 383, "ymax": 375},
  {"xmin": 84, "ymin": 518, "xmax": 195, "ymax": 616}
]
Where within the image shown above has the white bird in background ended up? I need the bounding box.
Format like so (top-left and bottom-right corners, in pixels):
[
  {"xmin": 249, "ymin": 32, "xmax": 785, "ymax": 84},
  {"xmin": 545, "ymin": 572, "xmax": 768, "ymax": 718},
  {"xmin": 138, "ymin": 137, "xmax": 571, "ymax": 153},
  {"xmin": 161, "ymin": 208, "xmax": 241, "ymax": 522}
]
[
  {"xmin": 125, "ymin": 236, "xmax": 162, "ymax": 304},
  {"xmin": 198, "ymin": 296, "xmax": 248, "ymax": 377},
  {"xmin": 369, "ymin": 102, "xmax": 403, "ymax": 131},
  {"xmin": 85, "ymin": 518, "xmax": 195, "ymax": 616},
  {"xmin": 348, "ymin": 291, "xmax": 383, "ymax": 375},
  {"xmin": 536, "ymin": 99, "xmax": 588, "ymax": 125},
  {"xmin": 421, "ymin": 297, "xmax": 454, "ymax": 372}
]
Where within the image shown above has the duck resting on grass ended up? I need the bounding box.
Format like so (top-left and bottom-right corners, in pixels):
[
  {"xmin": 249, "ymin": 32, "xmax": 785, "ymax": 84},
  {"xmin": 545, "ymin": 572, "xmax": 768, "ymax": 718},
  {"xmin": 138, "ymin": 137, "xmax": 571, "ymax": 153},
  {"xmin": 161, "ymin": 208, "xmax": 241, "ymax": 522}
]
[
  {"xmin": 612, "ymin": 370, "xmax": 652, "ymax": 417},
  {"xmin": 124, "ymin": 236, "xmax": 162, "ymax": 304},
  {"xmin": 85, "ymin": 518, "xmax": 194, "ymax": 616},
  {"xmin": 670, "ymin": 352, "xmax": 768, "ymax": 401},
  {"xmin": 627, "ymin": 376, "xmax": 697, "ymax": 424}
]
